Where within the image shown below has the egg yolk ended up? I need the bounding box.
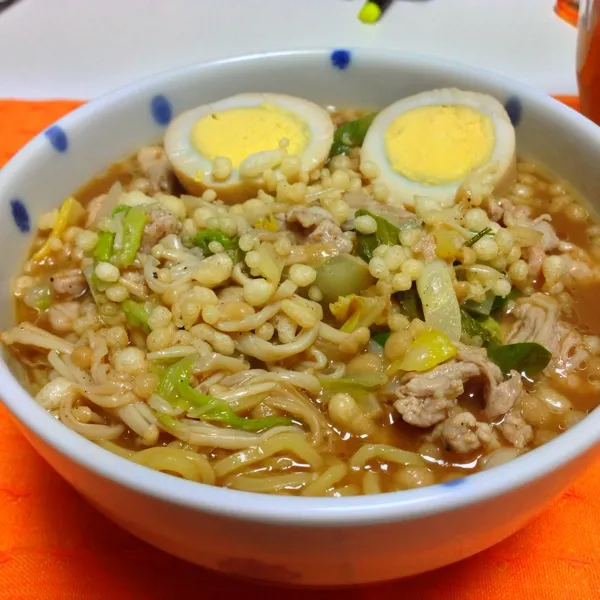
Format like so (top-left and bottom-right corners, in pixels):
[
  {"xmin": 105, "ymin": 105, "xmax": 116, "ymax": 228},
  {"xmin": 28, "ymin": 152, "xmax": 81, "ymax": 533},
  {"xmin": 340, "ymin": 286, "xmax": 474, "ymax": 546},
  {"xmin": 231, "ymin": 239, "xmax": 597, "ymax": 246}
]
[
  {"xmin": 384, "ymin": 105, "xmax": 495, "ymax": 185},
  {"xmin": 191, "ymin": 104, "xmax": 309, "ymax": 168}
]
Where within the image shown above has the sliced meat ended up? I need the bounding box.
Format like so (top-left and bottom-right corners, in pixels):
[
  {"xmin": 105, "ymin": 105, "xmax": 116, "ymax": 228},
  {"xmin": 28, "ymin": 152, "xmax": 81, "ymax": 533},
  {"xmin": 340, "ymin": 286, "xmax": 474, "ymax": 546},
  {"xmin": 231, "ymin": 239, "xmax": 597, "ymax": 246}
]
[
  {"xmin": 519, "ymin": 217, "xmax": 572, "ymax": 279},
  {"xmin": 500, "ymin": 410, "xmax": 533, "ymax": 449},
  {"xmin": 439, "ymin": 412, "xmax": 496, "ymax": 454},
  {"xmin": 413, "ymin": 232, "xmax": 437, "ymax": 263},
  {"xmin": 524, "ymin": 244, "xmax": 545, "ymax": 279},
  {"xmin": 484, "ymin": 197, "xmax": 504, "ymax": 223},
  {"xmin": 286, "ymin": 206, "xmax": 334, "ymax": 229},
  {"xmin": 502, "ymin": 209, "xmax": 575, "ymax": 283},
  {"xmin": 531, "ymin": 217, "xmax": 564, "ymax": 253},
  {"xmin": 556, "ymin": 324, "xmax": 588, "ymax": 373},
  {"xmin": 140, "ymin": 206, "xmax": 182, "ymax": 253},
  {"xmin": 456, "ymin": 345, "xmax": 521, "ymax": 418},
  {"xmin": 507, "ymin": 294, "xmax": 589, "ymax": 375},
  {"xmin": 506, "ymin": 294, "xmax": 560, "ymax": 353},
  {"xmin": 454, "ymin": 162, "xmax": 499, "ymax": 205},
  {"xmin": 393, "ymin": 345, "xmax": 522, "ymax": 428},
  {"xmin": 342, "ymin": 189, "xmax": 414, "ymax": 220},
  {"xmin": 47, "ymin": 301, "xmax": 80, "ymax": 334},
  {"xmin": 306, "ymin": 220, "xmax": 353, "ymax": 254},
  {"xmin": 136, "ymin": 146, "xmax": 175, "ymax": 194},
  {"xmin": 50, "ymin": 269, "xmax": 87, "ymax": 300},
  {"xmin": 86, "ymin": 194, "xmax": 107, "ymax": 229},
  {"xmin": 394, "ymin": 358, "xmax": 479, "ymax": 428},
  {"xmin": 487, "ymin": 372, "xmax": 523, "ymax": 419},
  {"xmin": 285, "ymin": 206, "xmax": 354, "ymax": 255},
  {"xmin": 453, "ymin": 345, "xmax": 523, "ymax": 420},
  {"xmin": 563, "ymin": 255, "xmax": 596, "ymax": 286},
  {"xmin": 394, "ymin": 382, "xmax": 465, "ymax": 428}
]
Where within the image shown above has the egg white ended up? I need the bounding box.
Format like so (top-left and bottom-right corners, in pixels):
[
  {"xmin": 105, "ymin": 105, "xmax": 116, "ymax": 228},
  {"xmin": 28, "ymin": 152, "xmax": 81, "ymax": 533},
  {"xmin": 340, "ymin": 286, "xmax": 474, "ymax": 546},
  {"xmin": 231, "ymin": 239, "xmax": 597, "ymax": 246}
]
[
  {"xmin": 164, "ymin": 93, "xmax": 334, "ymax": 203},
  {"xmin": 361, "ymin": 88, "xmax": 517, "ymax": 208}
]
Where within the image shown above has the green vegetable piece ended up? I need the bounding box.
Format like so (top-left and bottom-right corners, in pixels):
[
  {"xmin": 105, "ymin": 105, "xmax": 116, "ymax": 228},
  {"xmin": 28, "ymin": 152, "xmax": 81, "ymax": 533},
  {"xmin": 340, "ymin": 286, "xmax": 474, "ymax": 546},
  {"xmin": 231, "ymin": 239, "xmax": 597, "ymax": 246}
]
[
  {"xmin": 315, "ymin": 254, "xmax": 375, "ymax": 304},
  {"xmin": 194, "ymin": 230, "xmax": 236, "ymax": 251},
  {"xmin": 395, "ymin": 286, "xmax": 424, "ymax": 321},
  {"xmin": 81, "ymin": 263, "xmax": 103, "ymax": 305},
  {"xmin": 158, "ymin": 357, "xmax": 293, "ymax": 431},
  {"xmin": 29, "ymin": 285, "xmax": 53, "ymax": 311},
  {"xmin": 114, "ymin": 206, "xmax": 146, "ymax": 267},
  {"xmin": 94, "ymin": 230, "xmax": 115, "ymax": 262},
  {"xmin": 157, "ymin": 356, "xmax": 196, "ymax": 409},
  {"xmin": 180, "ymin": 381, "xmax": 292, "ymax": 431},
  {"xmin": 371, "ymin": 331, "xmax": 391, "ymax": 347},
  {"xmin": 463, "ymin": 290, "xmax": 496, "ymax": 316},
  {"xmin": 479, "ymin": 315, "xmax": 502, "ymax": 341},
  {"xmin": 193, "ymin": 229, "xmax": 242, "ymax": 263},
  {"xmin": 188, "ymin": 400, "xmax": 292, "ymax": 431},
  {"xmin": 355, "ymin": 209, "xmax": 401, "ymax": 263},
  {"xmin": 461, "ymin": 309, "xmax": 493, "ymax": 346},
  {"xmin": 122, "ymin": 299, "xmax": 150, "ymax": 332},
  {"xmin": 111, "ymin": 205, "xmax": 130, "ymax": 217},
  {"xmin": 465, "ymin": 227, "xmax": 493, "ymax": 248},
  {"xmin": 492, "ymin": 288, "xmax": 521, "ymax": 313},
  {"xmin": 330, "ymin": 112, "xmax": 378, "ymax": 157},
  {"xmin": 486, "ymin": 341, "xmax": 552, "ymax": 378},
  {"xmin": 155, "ymin": 412, "xmax": 178, "ymax": 429},
  {"xmin": 417, "ymin": 260, "xmax": 462, "ymax": 342},
  {"xmin": 320, "ymin": 372, "xmax": 387, "ymax": 391}
]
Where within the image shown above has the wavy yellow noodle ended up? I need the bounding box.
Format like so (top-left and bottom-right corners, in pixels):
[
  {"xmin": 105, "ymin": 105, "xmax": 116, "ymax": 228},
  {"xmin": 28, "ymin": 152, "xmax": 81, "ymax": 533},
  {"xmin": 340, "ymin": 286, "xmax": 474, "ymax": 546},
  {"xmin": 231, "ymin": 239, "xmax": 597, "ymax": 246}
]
[
  {"xmin": 131, "ymin": 447, "xmax": 216, "ymax": 485},
  {"xmin": 362, "ymin": 470, "xmax": 382, "ymax": 495},
  {"xmin": 350, "ymin": 444, "xmax": 425, "ymax": 470},
  {"xmin": 213, "ymin": 432, "xmax": 324, "ymax": 478},
  {"xmin": 301, "ymin": 462, "xmax": 348, "ymax": 496},
  {"xmin": 226, "ymin": 472, "xmax": 316, "ymax": 493}
]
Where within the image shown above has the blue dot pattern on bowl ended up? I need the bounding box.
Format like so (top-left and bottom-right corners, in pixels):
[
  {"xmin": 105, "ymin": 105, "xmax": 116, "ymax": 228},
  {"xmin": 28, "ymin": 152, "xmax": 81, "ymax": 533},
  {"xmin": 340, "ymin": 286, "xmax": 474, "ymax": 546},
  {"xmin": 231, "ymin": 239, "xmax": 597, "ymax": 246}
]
[
  {"xmin": 44, "ymin": 125, "xmax": 68, "ymax": 153},
  {"xmin": 442, "ymin": 478, "xmax": 466, "ymax": 488},
  {"xmin": 150, "ymin": 95, "xmax": 173, "ymax": 126},
  {"xmin": 504, "ymin": 96, "xmax": 523, "ymax": 127},
  {"xmin": 330, "ymin": 49, "xmax": 351, "ymax": 70},
  {"xmin": 10, "ymin": 199, "xmax": 30, "ymax": 233}
]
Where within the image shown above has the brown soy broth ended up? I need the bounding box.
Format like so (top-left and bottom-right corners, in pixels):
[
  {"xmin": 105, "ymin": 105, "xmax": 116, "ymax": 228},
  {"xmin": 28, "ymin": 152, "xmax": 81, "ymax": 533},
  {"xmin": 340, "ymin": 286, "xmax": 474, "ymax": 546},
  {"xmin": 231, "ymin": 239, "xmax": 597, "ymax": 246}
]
[
  {"xmin": 11, "ymin": 143, "xmax": 600, "ymax": 496},
  {"xmin": 554, "ymin": 200, "xmax": 600, "ymax": 336},
  {"xmin": 74, "ymin": 157, "xmax": 139, "ymax": 205},
  {"xmin": 526, "ymin": 176, "xmax": 600, "ymax": 412}
]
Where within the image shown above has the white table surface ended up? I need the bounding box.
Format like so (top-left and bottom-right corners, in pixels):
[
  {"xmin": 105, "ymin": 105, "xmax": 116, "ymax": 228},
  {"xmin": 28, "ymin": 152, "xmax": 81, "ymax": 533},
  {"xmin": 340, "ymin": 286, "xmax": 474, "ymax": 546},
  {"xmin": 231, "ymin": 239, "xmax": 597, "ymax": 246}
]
[{"xmin": 0, "ymin": 0, "xmax": 578, "ymax": 99}]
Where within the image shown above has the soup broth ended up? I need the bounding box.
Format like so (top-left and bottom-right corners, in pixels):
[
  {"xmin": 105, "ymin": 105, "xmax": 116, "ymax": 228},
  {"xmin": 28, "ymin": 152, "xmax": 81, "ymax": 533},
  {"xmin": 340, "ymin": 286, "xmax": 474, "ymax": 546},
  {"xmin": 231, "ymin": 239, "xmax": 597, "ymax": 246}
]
[{"xmin": 4, "ymin": 96, "xmax": 600, "ymax": 496}]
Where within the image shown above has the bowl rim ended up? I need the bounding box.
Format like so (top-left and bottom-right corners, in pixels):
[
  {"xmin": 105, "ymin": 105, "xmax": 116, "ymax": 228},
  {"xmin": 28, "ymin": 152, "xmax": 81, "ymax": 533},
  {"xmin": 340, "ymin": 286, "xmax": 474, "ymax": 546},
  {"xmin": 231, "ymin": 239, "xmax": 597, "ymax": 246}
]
[{"xmin": 1, "ymin": 47, "xmax": 599, "ymax": 526}]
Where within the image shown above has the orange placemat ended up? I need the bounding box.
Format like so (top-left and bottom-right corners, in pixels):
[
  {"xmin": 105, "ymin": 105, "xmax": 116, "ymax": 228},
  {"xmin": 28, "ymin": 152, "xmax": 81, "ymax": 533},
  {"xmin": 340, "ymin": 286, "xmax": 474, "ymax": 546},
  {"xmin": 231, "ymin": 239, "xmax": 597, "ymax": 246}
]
[{"xmin": 1, "ymin": 97, "xmax": 600, "ymax": 600}]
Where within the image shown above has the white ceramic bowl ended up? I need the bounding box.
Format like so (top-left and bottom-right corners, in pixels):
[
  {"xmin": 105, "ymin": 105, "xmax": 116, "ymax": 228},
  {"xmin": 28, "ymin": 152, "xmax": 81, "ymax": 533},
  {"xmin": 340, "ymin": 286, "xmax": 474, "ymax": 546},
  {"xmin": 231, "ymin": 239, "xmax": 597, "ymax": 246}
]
[{"xmin": 1, "ymin": 49, "xmax": 599, "ymax": 587}]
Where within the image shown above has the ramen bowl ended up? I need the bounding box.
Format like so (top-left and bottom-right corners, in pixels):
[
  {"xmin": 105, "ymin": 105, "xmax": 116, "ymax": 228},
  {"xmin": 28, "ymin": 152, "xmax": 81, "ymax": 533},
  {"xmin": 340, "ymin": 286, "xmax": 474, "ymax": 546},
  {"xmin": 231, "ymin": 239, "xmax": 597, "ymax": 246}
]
[{"xmin": 1, "ymin": 49, "xmax": 600, "ymax": 587}]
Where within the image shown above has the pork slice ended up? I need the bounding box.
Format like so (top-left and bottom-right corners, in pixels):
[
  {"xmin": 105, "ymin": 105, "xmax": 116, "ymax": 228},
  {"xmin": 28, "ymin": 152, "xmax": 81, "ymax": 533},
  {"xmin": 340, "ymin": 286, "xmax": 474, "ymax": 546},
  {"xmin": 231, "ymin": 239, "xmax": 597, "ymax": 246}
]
[
  {"xmin": 50, "ymin": 269, "xmax": 87, "ymax": 300},
  {"xmin": 500, "ymin": 410, "xmax": 533, "ymax": 449},
  {"xmin": 457, "ymin": 345, "xmax": 523, "ymax": 419},
  {"xmin": 140, "ymin": 206, "xmax": 182, "ymax": 253},
  {"xmin": 393, "ymin": 345, "xmax": 523, "ymax": 428},
  {"xmin": 47, "ymin": 301, "xmax": 80, "ymax": 334},
  {"xmin": 286, "ymin": 206, "xmax": 334, "ymax": 229},
  {"xmin": 137, "ymin": 146, "xmax": 175, "ymax": 194},
  {"xmin": 413, "ymin": 232, "xmax": 437, "ymax": 263},
  {"xmin": 507, "ymin": 294, "xmax": 591, "ymax": 375},
  {"xmin": 439, "ymin": 412, "xmax": 497, "ymax": 454},
  {"xmin": 393, "ymin": 361, "xmax": 479, "ymax": 428},
  {"xmin": 506, "ymin": 294, "xmax": 560, "ymax": 354},
  {"xmin": 306, "ymin": 220, "xmax": 353, "ymax": 254}
]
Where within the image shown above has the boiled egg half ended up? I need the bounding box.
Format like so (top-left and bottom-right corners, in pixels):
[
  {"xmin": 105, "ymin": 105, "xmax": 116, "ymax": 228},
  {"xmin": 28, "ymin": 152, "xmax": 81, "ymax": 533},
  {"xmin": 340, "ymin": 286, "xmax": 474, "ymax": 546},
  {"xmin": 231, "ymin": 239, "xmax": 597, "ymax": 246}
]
[
  {"xmin": 361, "ymin": 89, "xmax": 516, "ymax": 208},
  {"xmin": 164, "ymin": 93, "xmax": 334, "ymax": 203}
]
